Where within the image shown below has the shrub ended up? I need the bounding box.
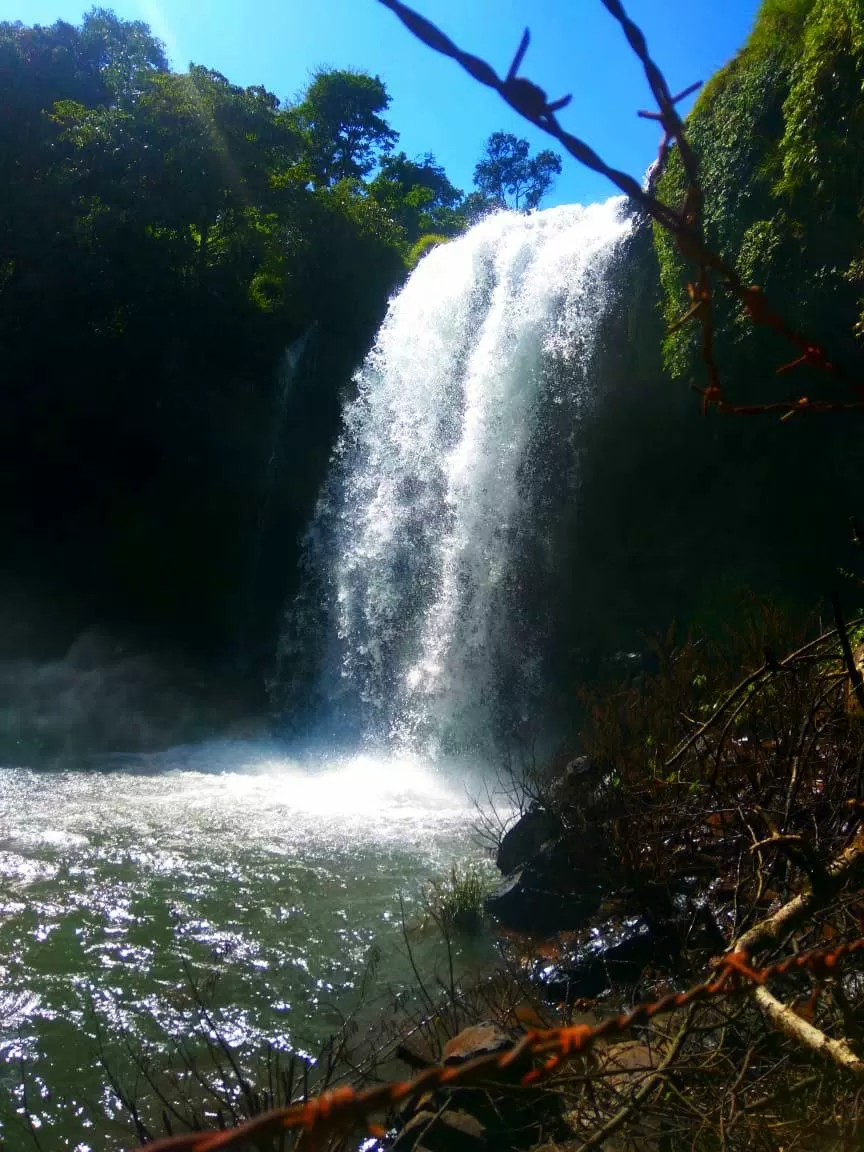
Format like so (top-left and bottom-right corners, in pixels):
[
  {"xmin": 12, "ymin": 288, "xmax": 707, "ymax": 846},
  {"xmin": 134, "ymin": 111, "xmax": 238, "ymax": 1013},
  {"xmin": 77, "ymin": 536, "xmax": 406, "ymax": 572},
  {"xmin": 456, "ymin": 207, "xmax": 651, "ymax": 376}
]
[{"xmin": 424, "ymin": 863, "xmax": 489, "ymax": 936}]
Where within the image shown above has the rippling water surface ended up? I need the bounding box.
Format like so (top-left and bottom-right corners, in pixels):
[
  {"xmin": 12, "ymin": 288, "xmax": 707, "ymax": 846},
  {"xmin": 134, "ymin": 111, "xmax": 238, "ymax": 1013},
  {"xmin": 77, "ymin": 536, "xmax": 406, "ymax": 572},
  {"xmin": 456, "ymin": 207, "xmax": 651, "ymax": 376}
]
[{"xmin": 0, "ymin": 744, "xmax": 489, "ymax": 1149}]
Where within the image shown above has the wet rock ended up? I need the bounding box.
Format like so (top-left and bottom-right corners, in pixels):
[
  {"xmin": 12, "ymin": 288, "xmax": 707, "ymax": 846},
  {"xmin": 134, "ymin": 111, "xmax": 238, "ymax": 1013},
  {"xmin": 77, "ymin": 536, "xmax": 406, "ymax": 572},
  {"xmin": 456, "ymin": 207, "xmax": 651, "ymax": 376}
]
[
  {"xmin": 593, "ymin": 1038, "xmax": 663, "ymax": 1087},
  {"xmin": 395, "ymin": 1019, "xmax": 570, "ymax": 1152},
  {"xmin": 496, "ymin": 806, "xmax": 562, "ymax": 875},
  {"xmin": 442, "ymin": 1022, "xmax": 530, "ymax": 1085},
  {"xmin": 485, "ymin": 835, "xmax": 605, "ymax": 935},
  {"xmin": 546, "ymin": 755, "xmax": 597, "ymax": 805},
  {"xmin": 485, "ymin": 872, "xmax": 600, "ymax": 936},
  {"xmin": 534, "ymin": 915, "xmax": 679, "ymax": 1002},
  {"xmin": 443, "ymin": 1022, "xmax": 510, "ymax": 1065},
  {"xmin": 682, "ymin": 900, "xmax": 726, "ymax": 954},
  {"xmin": 395, "ymin": 1108, "xmax": 487, "ymax": 1151}
]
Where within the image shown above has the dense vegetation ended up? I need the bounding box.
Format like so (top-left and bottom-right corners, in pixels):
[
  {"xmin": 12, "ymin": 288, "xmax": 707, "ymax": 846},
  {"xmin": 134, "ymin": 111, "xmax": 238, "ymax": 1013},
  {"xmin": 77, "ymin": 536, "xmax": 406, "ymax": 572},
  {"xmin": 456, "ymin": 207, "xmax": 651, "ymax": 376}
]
[
  {"xmin": 655, "ymin": 0, "xmax": 863, "ymax": 388},
  {"xmin": 2, "ymin": 11, "xmax": 555, "ymax": 686},
  {"xmin": 1, "ymin": 14, "xmax": 383, "ymax": 675}
]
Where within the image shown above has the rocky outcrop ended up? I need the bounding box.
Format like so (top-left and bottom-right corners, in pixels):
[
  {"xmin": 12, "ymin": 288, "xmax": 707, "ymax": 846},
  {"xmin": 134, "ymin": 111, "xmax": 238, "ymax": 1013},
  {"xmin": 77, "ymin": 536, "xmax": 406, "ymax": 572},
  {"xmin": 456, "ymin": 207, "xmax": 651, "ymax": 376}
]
[
  {"xmin": 486, "ymin": 831, "xmax": 607, "ymax": 936},
  {"xmin": 486, "ymin": 803, "xmax": 726, "ymax": 992},
  {"xmin": 495, "ymin": 806, "xmax": 562, "ymax": 875}
]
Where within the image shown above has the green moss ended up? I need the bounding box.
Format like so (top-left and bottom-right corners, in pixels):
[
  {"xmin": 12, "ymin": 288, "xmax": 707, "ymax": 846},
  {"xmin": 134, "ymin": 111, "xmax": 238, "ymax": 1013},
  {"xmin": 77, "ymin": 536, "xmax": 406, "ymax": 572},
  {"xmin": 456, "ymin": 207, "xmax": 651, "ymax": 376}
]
[
  {"xmin": 776, "ymin": 0, "xmax": 864, "ymax": 204},
  {"xmin": 744, "ymin": 0, "xmax": 815, "ymax": 57},
  {"xmin": 653, "ymin": 0, "xmax": 864, "ymax": 386},
  {"xmin": 407, "ymin": 231, "xmax": 450, "ymax": 269}
]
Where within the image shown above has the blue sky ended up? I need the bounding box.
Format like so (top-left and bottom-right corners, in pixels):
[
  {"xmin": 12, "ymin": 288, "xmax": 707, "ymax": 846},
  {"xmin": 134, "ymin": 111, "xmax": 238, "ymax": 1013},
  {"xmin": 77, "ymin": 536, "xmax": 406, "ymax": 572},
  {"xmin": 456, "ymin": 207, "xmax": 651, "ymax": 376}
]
[{"xmin": 2, "ymin": 0, "xmax": 762, "ymax": 206}]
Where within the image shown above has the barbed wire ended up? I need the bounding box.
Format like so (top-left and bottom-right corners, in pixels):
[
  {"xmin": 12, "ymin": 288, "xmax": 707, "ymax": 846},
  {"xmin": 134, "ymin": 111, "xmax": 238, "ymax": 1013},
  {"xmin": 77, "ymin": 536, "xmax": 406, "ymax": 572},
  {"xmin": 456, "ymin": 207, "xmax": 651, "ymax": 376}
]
[
  {"xmin": 135, "ymin": 937, "xmax": 864, "ymax": 1152},
  {"xmin": 377, "ymin": 0, "xmax": 864, "ymax": 417}
]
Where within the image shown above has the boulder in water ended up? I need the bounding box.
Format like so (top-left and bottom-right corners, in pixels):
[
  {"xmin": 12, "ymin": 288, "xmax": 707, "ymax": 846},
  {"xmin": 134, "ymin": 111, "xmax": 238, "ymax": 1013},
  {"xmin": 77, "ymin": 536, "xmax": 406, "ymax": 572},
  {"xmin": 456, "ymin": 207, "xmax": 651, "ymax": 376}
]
[
  {"xmin": 496, "ymin": 806, "xmax": 562, "ymax": 875},
  {"xmin": 485, "ymin": 836, "xmax": 605, "ymax": 935},
  {"xmin": 394, "ymin": 1108, "xmax": 488, "ymax": 1152}
]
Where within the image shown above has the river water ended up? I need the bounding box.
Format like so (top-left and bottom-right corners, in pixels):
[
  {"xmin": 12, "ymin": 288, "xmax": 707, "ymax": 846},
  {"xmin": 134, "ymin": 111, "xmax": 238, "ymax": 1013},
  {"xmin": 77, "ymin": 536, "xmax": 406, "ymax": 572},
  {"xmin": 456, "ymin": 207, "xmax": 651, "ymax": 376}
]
[{"xmin": 0, "ymin": 747, "xmax": 489, "ymax": 1149}]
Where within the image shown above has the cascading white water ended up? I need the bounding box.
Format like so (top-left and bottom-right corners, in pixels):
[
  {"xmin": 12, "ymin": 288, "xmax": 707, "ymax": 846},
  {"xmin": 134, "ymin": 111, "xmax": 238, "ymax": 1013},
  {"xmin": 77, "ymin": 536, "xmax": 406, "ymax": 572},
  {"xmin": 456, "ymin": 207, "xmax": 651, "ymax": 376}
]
[{"xmin": 282, "ymin": 199, "xmax": 632, "ymax": 754}]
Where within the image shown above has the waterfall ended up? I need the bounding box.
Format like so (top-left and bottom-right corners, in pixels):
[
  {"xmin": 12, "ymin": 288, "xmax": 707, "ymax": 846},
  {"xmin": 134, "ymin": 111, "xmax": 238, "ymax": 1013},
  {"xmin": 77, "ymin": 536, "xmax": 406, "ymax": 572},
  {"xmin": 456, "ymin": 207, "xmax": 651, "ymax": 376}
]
[{"xmin": 279, "ymin": 199, "xmax": 632, "ymax": 756}]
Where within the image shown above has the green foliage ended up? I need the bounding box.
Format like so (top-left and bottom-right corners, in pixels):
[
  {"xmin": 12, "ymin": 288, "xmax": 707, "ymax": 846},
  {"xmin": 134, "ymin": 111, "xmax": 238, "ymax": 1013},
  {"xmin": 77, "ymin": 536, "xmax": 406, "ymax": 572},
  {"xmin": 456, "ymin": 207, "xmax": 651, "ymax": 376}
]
[
  {"xmin": 424, "ymin": 864, "xmax": 489, "ymax": 936},
  {"xmin": 743, "ymin": 0, "xmax": 813, "ymax": 58},
  {"xmin": 776, "ymin": 0, "xmax": 864, "ymax": 221},
  {"xmin": 369, "ymin": 151, "xmax": 466, "ymax": 244},
  {"xmin": 654, "ymin": 0, "xmax": 864, "ymax": 389},
  {"xmin": 296, "ymin": 67, "xmax": 398, "ymax": 186},
  {"xmin": 408, "ymin": 232, "xmax": 451, "ymax": 268},
  {"xmin": 0, "ymin": 10, "xmax": 467, "ymax": 667},
  {"xmin": 79, "ymin": 6, "xmax": 168, "ymax": 102},
  {"xmin": 473, "ymin": 131, "xmax": 562, "ymax": 212}
]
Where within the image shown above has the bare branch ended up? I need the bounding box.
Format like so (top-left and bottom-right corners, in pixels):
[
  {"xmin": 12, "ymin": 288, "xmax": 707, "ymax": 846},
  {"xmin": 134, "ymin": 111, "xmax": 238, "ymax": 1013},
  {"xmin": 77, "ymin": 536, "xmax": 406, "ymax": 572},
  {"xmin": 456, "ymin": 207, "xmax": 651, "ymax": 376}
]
[
  {"xmin": 753, "ymin": 985, "xmax": 864, "ymax": 1078},
  {"xmin": 735, "ymin": 832, "xmax": 864, "ymax": 956}
]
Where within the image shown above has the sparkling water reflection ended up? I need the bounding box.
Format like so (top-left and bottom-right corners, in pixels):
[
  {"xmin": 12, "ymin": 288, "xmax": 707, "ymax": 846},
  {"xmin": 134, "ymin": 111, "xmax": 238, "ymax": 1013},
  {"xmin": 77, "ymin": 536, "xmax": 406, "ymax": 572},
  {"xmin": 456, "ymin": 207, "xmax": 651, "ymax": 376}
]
[{"xmin": 0, "ymin": 745, "xmax": 489, "ymax": 1149}]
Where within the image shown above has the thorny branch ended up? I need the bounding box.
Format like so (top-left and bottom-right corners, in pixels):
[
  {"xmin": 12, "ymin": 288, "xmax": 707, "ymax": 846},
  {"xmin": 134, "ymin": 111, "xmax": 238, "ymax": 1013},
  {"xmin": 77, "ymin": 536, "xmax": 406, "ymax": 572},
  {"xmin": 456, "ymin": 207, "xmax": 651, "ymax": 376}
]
[
  {"xmin": 377, "ymin": 0, "xmax": 864, "ymax": 417},
  {"xmin": 574, "ymin": 1005, "xmax": 697, "ymax": 1152},
  {"xmin": 734, "ymin": 831, "xmax": 864, "ymax": 957},
  {"xmin": 542, "ymin": 604, "xmax": 864, "ymax": 1144},
  {"xmin": 752, "ymin": 984, "xmax": 864, "ymax": 1078}
]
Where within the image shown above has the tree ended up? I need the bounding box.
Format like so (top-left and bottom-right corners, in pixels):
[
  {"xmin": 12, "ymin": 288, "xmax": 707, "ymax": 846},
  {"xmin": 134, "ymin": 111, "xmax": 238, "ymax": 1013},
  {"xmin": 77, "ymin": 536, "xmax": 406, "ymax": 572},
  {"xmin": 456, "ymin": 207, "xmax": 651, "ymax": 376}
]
[
  {"xmin": 79, "ymin": 7, "xmax": 168, "ymax": 103},
  {"xmin": 368, "ymin": 150, "xmax": 465, "ymax": 243},
  {"xmin": 472, "ymin": 131, "xmax": 562, "ymax": 212},
  {"xmin": 295, "ymin": 68, "xmax": 398, "ymax": 186},
  {"xmin": 0, "ymin": 11, "xmax": 425, "ymax": 672}
]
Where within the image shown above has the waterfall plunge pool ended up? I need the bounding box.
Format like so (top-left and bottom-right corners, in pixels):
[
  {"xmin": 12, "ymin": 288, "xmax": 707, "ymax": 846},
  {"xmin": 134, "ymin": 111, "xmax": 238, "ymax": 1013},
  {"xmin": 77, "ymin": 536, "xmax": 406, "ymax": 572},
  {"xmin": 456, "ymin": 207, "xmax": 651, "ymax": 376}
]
[{"xmin": 0, "ymin": 745, "xmax": 497, "ymax": 1149}]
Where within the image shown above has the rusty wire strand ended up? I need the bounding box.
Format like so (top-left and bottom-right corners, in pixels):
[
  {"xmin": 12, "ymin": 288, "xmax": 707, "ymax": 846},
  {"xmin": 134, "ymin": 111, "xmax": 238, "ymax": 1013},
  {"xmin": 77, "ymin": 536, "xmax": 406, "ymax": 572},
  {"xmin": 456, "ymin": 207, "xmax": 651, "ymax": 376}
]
[
  {"xmin": 134, "ymin": 937, "xmax": 864, "ymax": 1152},
  {"xmin": 376, "ymin": 0, "xmax": 864, "ymax": 416}
]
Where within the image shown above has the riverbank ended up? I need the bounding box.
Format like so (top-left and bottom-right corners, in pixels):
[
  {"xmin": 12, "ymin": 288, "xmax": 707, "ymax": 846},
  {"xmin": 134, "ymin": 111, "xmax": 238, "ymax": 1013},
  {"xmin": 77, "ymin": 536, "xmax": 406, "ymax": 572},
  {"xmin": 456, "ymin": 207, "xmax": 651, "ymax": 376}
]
[
  {"xmin": 381, "ymin": 610, "xmax": 864, "ymax": 1151},
  {"xmin": 5, "ymin": 608, "xmax": 864, "ymax": 1151}
]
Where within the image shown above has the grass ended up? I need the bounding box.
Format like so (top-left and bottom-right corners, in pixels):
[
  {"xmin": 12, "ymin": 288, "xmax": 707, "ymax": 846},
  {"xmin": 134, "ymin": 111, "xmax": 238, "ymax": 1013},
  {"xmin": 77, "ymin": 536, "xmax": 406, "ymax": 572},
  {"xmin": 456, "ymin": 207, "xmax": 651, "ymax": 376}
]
[{"xmin": 424, "ymin": 862, "xmax": 489, "ymax": 937}]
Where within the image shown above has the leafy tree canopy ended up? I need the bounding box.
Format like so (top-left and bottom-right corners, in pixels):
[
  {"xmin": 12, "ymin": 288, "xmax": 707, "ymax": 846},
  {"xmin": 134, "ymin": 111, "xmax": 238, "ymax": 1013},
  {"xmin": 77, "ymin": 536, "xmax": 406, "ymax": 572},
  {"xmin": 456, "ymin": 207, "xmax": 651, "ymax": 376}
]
[
  {"xmin": 0, "ymin": 9, "xmax": 466, "ymax": 666},
  {"xmin": 296, "ymin": 67, "xmax": 398, "ymax": 186},
  {"xmin": 369, "ymin": 151, "xmax": 465, "ymax": 242},
  {"xmin": 472, "ymin": 131, "xmax": 562, "ymax": 212},
  {"xmin": 79, "ymin": 6, "xmax": 168, "ymax": 102}
]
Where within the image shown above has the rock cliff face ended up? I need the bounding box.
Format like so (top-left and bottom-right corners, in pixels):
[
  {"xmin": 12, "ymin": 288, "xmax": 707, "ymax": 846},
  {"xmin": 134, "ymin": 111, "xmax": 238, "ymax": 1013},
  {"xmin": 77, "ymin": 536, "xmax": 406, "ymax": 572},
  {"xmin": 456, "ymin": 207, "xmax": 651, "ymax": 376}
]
[{"xmin": 546, "ymin": 0, "xmax": 864, "ymax": 688}]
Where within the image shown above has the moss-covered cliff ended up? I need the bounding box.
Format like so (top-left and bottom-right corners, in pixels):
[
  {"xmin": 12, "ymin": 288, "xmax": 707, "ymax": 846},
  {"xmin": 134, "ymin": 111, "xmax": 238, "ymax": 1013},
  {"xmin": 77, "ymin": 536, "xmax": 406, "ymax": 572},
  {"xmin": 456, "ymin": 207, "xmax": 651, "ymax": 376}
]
[
  {"xmin": 655, "ymin": 0, "xmax": 863, "ymax": 390},
  {"xmin": 549, "ymin": 0, "xmax": 864, "ymax": 685}
]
